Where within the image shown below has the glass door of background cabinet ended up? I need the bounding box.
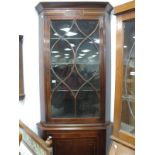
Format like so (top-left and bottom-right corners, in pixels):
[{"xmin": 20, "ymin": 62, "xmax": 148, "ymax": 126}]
[
  {"xmin": 113, "ymin": 1, "xmax": 135, "ymax": 148},
  {"xmin": 121, "ymin": 19, "xmax": 135, "ymax": 135}
]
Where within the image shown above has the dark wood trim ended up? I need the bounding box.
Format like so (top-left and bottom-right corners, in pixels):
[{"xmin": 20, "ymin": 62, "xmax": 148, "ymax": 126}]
[
  {"xmin": 19, "ymin": 120, "xmax": 52, "ymax": 154},
  {"xmin": 36, "ymin": 2, "xmax": 112, "ymax": 14},
  {"xmin": 39, "ymin": 9, "xmax": 107, "ymax": 18},
  {"xmin": 99, "ymin": 15, "xmax": 106, "ymax": 122},
  {"xmin": 19, "ymin": 35, "xmax": 25, "ymax": 100},
  {"xmin": 38, "ymin": 121, "xmax": 112, "ymax": 131},
  {"xmin": 114, "ymin": 1, "xmax": 135, "ymax": 15}
]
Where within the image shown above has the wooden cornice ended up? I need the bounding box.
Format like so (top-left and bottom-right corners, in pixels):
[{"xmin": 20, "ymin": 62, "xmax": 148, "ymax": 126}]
[
  {"xmin": 114, "ymin": 1, "xmax": 135, "ymax": 15},
  {"xmin": 35, "ymin": 2, "xmax": 113, "ymax": 14}
]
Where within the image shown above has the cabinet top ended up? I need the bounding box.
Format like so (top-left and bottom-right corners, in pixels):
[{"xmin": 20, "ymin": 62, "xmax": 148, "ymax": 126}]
[
  {"xmin": 114, "ymin": 1, "xmax": 135, "ymax": 15},
  {"xmin": 36, "ymin": 2, "xmax": 113, "ymax": 14}
]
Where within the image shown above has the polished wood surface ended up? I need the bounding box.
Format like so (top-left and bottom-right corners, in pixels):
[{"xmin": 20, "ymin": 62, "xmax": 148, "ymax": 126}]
[
  {"xmin": 38, "ymin": 122, "xmax": 111, "ymax": 131},
  {"xmin": 38, "ymin": 122, "xmax": 111, "ymax": 155},
  {"xmin": 38, "ymin": 123, "xmax": 107, "ymax": 155},
  {"xmin": 36, "ymin": 2, "xmax": 112, "ymax": 14},
  {"xmin": 54, "ymin": 137, "xmax": 98, "ymax": 155},
  {"xmin": 112, "ymin": 2, "xmax": 135, "ymax": 149},
  {"xmin": 114, "ymin": 1, "xmax": 135, "ymax": 15},
  {"xmin": 36, "ymin": 2, "xmax": 113, "ymax": 155}
]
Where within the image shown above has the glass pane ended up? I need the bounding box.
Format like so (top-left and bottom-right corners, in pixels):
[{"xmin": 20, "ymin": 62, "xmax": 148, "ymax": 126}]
[
  {"xmin": 76, "ymin": 64, "xmax": 99, "ymax": 80},
  {"xmin": 120, "ymin": 19, "xmax": 135, "ymax": 135},
  {"xmin": 76, "ymin": 91, "xmax": 99, "ymax": 117},
  {"xmin": 51, "ymin": 39, "xmax": 74, "ymax": 64},
  {"xmin": 76, "ymin": 28, "xmax": 99, "ymax": 65},
  {"xmin": 76, "ymin": 20, "xmax": 98, "ymax": 35},
  {"xmin": 52, "ymin": 91, "xmax": 74, "ymax": 118},
  {"xmin": 66, "ymin": 39, "xmax": 82, "ymax": 51},
  {"xmin": 52, "ymin": 64, "xmax": 73, "ymax": 80},
  {"xmin": 89, "ymin": 75, "xmax": 100, "ymax": 90},
  {"xmin": 50, "ymin": 19, "xmax": 100, "ymax": 118},
  {"xmin": 51, "ymin": 20, "xmax": 73, "ymax": 36},
  {"xmin": 64, "ymin": 23, "xmax": 84, "ymax": 39},
  {"xmin": 80, "ymin": 83, "xmax": 94, "ymax": 91},
  {"xmin": 65, "ymin": 69, "xmax": 84, "ymax": 90},
  {"xmin": 51, "ymin": 70, "xmax": 61, "ymax": 89}
]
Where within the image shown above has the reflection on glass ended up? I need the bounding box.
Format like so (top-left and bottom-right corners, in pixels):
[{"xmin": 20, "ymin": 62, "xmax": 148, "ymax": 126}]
[
  {"xmin": 50, "ymin": 20, "xmax": 100, "ymax": 118},
  {"xmin": 51, "ymin": 39, "xmax": 74, "ymax": 64},
  {"xmin": 76, "ymin": 91, "xmax": 99, "ymax": 117},
  {"xmin": 76, "ymin": 64, "xmax": 98, "ymax": 80},
  {"xmin": 121, "ymin": 19, "xmax": 135, "ymax": 135},
  {"xmin": 52, "ymin": 91, "xmax": 74, "ymax": 118},
  {"xmin": 65, "ymin": 69, "xmax": 84, "ymax": 90}
]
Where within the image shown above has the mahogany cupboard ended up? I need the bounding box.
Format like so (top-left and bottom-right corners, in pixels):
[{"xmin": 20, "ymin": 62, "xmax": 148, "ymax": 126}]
[
  {"xmin": 111, "ymin": 1, "xmax": 135, "ymax": 154},
  {"xmin": 36, "ymin": 2, "xmax": 112, "ymax": 155}
]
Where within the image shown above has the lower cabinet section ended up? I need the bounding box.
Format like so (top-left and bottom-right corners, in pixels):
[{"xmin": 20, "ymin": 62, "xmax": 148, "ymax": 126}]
[
  {"xmin": 38, "ymin": 123, "xmax": 109, "ymax": 155},
  {"xmin": 52, "ymin": 131, "xmax": 106, "ymax": 155},
  {"xmin": 54, "ymin": 138, "xmax": 97, "ymax": 155}
]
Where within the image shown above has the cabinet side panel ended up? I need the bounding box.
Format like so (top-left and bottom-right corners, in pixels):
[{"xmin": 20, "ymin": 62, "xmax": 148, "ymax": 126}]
[
  {"xmin": 39, "ymin": 13, "xmax": 46, "ymax": 121},
  {"xmin": 104, "ymin": 10, "xmax": 111, "ymax": 123},
  {"xmin": 104, "ymin": 10, "xmax": 112, "ymax": 154}
]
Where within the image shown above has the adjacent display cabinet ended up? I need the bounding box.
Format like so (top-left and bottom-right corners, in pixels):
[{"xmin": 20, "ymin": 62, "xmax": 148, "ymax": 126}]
[
  {"xmin": 36, "ymin": 2, "xmax": 112, "ymax": 155},
  {"xmin": 112, "ymin": 1, "xmax": 135, "ymax": 152}
]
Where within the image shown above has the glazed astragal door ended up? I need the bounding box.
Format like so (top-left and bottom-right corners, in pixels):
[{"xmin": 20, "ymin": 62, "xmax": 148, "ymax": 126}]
[
  {"xmin": 121, "ymin": 19, "xmax": 135, "ymax": 135},
  {"xmin": 47, "ymin": 16, "xmax": 105, "ymax": 122},
  {"xmin": 113, "ymin": 7, "xmax": 135, "ymax": 147}
]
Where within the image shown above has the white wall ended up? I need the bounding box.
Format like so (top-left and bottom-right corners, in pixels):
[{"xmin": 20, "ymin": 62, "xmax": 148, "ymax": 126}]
[{"xmin": 18, "ymin": 0, "xmax": 132, "ymax": 133}]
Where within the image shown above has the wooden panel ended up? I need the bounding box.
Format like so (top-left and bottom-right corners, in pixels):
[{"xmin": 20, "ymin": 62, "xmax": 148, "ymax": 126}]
[
  {"xmin": 54, "ymin": 138, "xmax": 96, "ymax": 155},
  {"xmin": 40, "ymin": 9, "xmax": 105, "ymax": 17},
  {"xmin": 36, "ymin": 2, "xmax": 112, "ymax": 14},
  {"xmin": 43, "ymin": 129, "xmax": 106, "ymax": 155}
]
